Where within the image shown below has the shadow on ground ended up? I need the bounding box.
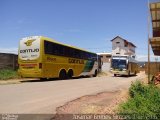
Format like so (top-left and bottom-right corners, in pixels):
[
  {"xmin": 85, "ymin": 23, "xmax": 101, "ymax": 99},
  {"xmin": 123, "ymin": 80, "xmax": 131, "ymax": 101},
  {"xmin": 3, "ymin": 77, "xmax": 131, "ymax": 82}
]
[
  {"xmin": 20, "ymin": 76, "xmax": 91, "ymax": 83},
  {"xmin": 111, "ymin": 74, "xmax": 137, "ymax": 78}
]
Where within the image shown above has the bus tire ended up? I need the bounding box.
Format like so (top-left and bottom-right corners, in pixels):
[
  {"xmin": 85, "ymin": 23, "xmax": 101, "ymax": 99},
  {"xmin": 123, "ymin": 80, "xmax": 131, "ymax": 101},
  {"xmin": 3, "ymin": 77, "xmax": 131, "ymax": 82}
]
[
  {"xmin": 93, "ymin": 70, "xmax": 97, "ymax": 77},
  {"xmin": 59, "ymin": 69, "xmax": 67, "ymax": 80},
  {"xmin": 67, "ymin": 69, "xmax": 73, "ymax": 79}
]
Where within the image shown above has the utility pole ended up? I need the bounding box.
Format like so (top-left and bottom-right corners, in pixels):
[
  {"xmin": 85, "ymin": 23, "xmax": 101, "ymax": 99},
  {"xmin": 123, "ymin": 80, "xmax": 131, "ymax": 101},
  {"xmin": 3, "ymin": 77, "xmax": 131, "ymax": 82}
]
[
  {"xmin": 148, "ymin": 0, "xmax": 151, "ymax": 84},
  {"xmin": 155, "ymin": 57, "xmax": 158, "ymax": 74}
]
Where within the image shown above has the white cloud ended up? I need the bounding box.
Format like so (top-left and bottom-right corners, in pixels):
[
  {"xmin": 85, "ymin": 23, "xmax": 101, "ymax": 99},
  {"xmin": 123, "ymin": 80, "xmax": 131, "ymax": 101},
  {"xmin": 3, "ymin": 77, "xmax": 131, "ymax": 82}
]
[{"xmin": 0, "ymin": 48, "xmax": 18, "ymax": 54}]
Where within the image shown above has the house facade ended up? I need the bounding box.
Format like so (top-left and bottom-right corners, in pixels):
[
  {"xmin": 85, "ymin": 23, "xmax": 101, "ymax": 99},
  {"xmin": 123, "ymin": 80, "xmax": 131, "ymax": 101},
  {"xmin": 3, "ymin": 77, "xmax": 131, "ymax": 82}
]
[{"xmin": 111, "ymin": 36, "xmax": 136, "ymax": 58}]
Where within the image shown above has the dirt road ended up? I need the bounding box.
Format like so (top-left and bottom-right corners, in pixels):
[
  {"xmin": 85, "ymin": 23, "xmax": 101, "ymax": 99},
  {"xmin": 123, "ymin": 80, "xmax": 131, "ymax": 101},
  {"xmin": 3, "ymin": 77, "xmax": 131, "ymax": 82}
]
[{"xmin": 0, "ymin": 72, "xmax": 146, "ymax": 114}]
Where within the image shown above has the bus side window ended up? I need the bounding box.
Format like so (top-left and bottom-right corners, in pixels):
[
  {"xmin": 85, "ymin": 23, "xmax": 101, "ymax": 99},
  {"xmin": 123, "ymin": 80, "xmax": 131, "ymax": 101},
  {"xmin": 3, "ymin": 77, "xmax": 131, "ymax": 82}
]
[
  {"xmin": 79, "ymin": 50, "xmax": 84, "ymax": 59},
  {"xmin": 74, "ymin": 49, "xmax": 80, "ymax": 58},
  {"xmin": 84, "ymin": 52, "xmax": 88, "ymax": 60},
  {"xmin": 58, "ymin": 45, "xmax": 65, "ymax": 56},
  {"xmin": 52, "ymin": 43, "xmax": 58, "ymax": 55},
  {"xmin": 64, "ymin": 46, "xmax": 69, "ymax": 57},
  {"xmin": 88, "ymin": 53, "xmax": 91, "ymax": 60},
  {"xmin": 44, "ymin": 41, "xmax": 53, "ymax": 54},
  {"xmin": 70, "ymin": 48, "xmax": 74, "ymax": 58}
]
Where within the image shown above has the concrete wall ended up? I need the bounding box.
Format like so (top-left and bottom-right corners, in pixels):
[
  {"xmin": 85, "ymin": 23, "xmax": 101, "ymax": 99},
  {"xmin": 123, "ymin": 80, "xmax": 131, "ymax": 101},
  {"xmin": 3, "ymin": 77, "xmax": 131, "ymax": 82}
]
[
  {"xmin": 0, "ymin": 53, "xmax": 18, "ymax": 70},
  {"xmin": 102, "ymin": 63, "xmax": 111, "ymax": 72},
  {"xmin": 97, "ymin": 53, "xmax": 111, "ymax": 72}
]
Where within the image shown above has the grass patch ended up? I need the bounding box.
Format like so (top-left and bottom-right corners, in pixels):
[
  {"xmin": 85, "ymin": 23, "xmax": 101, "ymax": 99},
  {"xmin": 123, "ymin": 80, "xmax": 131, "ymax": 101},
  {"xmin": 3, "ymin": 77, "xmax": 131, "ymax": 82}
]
[
  {"xmin": 0, "ymin": 68, "xmax": 19, "ymax": 80},
  {"xmin": 118, "ymin": 81, "xmax": 160, "ymax": 119}
]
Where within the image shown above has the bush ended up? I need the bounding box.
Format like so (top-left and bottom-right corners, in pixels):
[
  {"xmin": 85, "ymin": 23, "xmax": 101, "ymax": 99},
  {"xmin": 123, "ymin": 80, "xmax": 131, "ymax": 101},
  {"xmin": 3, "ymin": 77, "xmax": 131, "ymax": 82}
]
[
  {"xmin": 118, "ymin": 81, "xmax": 160, "ymax": 119},
  {"xmin": 129, "ymin": 81, "xmax": 149, "ymax": 98},
  {"xmin": 0, "ymin": 68, "xmax": 19, "ymax": 80}
]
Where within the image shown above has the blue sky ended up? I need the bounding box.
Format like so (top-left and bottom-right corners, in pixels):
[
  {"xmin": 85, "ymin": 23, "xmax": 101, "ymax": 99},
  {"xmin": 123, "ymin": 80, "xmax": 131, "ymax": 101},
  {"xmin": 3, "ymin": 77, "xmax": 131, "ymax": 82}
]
[{"xmin": 0, "ymin": 0, "xmax": 159, "ymax": 61}]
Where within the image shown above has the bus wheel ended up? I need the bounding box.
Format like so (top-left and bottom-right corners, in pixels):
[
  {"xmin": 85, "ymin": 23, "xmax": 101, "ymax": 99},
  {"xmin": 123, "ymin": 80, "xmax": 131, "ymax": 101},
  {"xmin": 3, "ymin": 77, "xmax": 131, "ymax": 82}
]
[
  {"xmin": 67, "ymin": 69, "xmax": 73, "ymax": 79},
  {"xmin": 59, "ymin": 70, "xmax": 66, "ymax": 80},
  {"xmin": 93, "ymin": 70, "xmax": 97, "ymax": 77}
]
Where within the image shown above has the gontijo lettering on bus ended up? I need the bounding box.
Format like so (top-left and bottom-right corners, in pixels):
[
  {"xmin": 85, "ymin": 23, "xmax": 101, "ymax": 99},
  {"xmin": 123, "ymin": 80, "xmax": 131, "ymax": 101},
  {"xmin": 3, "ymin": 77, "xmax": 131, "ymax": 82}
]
[
  {"xmin": 20, "ymin": 48, "xmax": 39, "ymax": 53},
  {"xmin": 68, "ymin": 58, "xmax": 84, "ymax": 64}
]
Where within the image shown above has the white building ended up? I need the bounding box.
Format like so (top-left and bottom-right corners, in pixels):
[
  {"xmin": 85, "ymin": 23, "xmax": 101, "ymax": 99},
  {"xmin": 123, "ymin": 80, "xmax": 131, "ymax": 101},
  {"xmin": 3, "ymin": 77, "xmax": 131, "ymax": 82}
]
[
  {"xmin": 111, "ymin": 36, "xmax": 136, "ymax": 58},
  {"xmin": 97, "ymin": 52, "xmax": 111, "ymax": 72}
]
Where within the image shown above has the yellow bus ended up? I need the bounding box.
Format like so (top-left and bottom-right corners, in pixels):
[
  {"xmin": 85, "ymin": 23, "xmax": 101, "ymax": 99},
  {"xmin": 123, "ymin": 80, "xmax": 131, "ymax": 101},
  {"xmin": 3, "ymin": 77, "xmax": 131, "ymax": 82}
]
[
  {"xmin": 110, "ymin": 55, "xmax": 139, "ymax": 76},
  {"xmin": 18, "ymin": 36, "xmax": 101, "ymax": 80}
]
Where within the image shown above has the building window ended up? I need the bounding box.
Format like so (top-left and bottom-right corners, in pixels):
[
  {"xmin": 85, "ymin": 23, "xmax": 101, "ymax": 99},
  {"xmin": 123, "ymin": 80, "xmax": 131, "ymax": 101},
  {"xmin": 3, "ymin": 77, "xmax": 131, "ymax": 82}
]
[
  {"xmin": 124, "ymin": 41, "xmax": 128, "ymax": 47},
  {"xmin": 116, "ymin": 42, "xmax": 120, "ymax": 44},
  {"xmin": 132, "ymin": 56, "xmax": 135, "ymax": 59},
  {"xmin": 116, "ymin": 53, "xmax": 120, "ymax": 54}
]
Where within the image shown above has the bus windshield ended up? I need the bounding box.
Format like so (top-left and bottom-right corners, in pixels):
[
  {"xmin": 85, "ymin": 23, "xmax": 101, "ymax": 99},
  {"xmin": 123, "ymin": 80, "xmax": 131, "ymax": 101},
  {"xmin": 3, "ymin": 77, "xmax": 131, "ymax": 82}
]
[{"xmin": 111, "ymin": 59, "xmax": 127, "ymax": 69}]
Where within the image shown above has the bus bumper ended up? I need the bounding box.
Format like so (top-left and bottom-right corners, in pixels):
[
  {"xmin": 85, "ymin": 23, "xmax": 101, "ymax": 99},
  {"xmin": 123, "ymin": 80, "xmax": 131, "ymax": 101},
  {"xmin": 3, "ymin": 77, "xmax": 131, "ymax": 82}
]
[
  {"xmin": 18, "ymin": 69, "xmax": 43, "ymax": 78},
  {"xmin": 110, "ymin": 70, "xmax": 128, "ymax": 75}
]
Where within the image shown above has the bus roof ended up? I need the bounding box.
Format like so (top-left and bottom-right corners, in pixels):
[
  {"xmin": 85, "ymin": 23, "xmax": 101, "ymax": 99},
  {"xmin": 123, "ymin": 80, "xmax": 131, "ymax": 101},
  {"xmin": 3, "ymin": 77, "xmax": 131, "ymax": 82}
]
[{"xmin": 21, "ymin": 36, "xmax": 97, "ymax": 55}]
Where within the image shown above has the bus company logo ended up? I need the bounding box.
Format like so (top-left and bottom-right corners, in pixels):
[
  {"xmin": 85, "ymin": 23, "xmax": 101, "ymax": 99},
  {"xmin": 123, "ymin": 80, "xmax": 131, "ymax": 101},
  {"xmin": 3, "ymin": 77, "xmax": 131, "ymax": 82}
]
[
  {"xmin": 69, "ymin": 58, "xmax": 84, "ymax": 64},
  {"xmin": 24, "ymin": 39, "xmax": 35, "ymax": 46}
]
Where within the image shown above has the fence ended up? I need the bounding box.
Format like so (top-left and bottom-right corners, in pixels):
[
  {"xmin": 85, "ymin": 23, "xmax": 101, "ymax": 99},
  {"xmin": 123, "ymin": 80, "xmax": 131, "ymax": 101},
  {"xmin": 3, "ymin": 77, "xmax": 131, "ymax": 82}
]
[
  {"xmin": 145, "ymin": 62, "xmax": 160, "ymax": 75},
  {"xmin": 0, "ymin": 53, "xmax": 18, "ymax": 70}
]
